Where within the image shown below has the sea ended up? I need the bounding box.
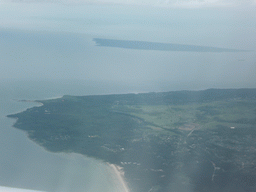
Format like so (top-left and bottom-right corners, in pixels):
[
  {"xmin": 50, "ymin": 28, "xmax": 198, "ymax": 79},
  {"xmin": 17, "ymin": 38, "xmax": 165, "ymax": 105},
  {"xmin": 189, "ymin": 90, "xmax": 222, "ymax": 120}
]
[
  {"xmin": 0, "ymin": 79, "xmax": 139, "ymax": 192},
  {"xmin": 1, "ymin": 78, "xmax": 255, "ymax": 192},
  {"xmin": 1, "ymin": 3, "xmax": 255, "ymax": 191}
]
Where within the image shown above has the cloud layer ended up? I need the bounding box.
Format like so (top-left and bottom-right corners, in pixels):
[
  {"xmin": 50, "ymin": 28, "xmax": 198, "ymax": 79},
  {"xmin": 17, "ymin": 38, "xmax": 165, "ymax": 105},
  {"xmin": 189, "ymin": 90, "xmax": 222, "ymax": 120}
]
[{"xmin": 4, "ymin": 0, "xmax": 256, "ymax": 8}]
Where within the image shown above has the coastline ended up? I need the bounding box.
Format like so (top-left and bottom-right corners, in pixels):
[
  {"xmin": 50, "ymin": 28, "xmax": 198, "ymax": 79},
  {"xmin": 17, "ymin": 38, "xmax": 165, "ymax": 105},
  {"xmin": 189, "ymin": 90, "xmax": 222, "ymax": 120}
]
[
  {"xmin": 7, "ymin": 98, "xmax": 131, "ymax": 192},
  {"xmin": 107, "ymin": 163, "xmax": 130, "ymax": 192},
  {"xmin": 5, "ymin": 98, "xmax": 126, "ymax": 192},
  {"xmin": 13, "ymin": 95, "xmax": 64, "ymax": 112}
]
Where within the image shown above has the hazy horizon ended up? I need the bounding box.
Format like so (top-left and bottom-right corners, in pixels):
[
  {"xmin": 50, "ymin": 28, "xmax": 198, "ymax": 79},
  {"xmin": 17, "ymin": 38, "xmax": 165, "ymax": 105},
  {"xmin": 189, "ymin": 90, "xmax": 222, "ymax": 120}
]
[
  {"xmin": 1, "ymin": 0, "xmax": 256, "ymax": 90},
  {"xmin": 1, "ymin": 2, "xmax": 256, "ymax": 191}
]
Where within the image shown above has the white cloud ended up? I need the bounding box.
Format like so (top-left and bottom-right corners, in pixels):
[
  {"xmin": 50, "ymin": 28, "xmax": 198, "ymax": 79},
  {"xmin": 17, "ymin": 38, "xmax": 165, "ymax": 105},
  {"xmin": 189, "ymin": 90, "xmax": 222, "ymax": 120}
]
[{"xmin": 2, "ymin": 0, "xmax": 256, "ymax": 8}]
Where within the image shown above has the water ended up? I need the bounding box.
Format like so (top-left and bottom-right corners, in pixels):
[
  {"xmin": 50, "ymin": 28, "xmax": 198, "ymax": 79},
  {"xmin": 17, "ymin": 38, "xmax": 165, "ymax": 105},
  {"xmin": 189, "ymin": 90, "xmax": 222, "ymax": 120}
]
[{"xmin": 0, "ymin": 80, "xmax": 129, "ymax": 192}]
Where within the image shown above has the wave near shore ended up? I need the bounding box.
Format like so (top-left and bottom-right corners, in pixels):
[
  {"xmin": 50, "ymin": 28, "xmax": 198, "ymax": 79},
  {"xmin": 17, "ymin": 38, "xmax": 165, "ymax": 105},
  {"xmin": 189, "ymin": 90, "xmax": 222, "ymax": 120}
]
[{"xmin": 108, "ymin": 163, "xmax": 130, "ymax": 192}]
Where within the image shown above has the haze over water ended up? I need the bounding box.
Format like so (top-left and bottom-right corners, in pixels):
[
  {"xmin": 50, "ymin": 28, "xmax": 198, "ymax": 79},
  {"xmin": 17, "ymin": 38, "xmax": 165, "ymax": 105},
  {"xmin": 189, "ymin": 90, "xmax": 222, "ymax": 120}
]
[
  {"xmin": 1, "ymin": 1, "xmax": 256, "ymax": 89},
  {"xmin": 0, "ymin": 0, "xmax": 256, "ymax": 191}
]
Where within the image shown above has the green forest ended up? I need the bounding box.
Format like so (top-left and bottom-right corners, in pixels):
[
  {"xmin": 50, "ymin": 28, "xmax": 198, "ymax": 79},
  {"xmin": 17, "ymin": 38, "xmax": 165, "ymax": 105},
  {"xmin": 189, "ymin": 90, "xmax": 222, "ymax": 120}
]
[{"xmin": 8, "ymin": 89, "xmax": 256, "ymax": 192}]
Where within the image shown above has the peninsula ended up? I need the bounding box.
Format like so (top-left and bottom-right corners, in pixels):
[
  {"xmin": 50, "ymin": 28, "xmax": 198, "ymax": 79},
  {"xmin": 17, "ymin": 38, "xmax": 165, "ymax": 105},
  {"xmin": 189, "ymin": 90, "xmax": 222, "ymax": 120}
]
[{"xmin": 7, "ymin": 89, "xmax": 256, "ymax": 192}]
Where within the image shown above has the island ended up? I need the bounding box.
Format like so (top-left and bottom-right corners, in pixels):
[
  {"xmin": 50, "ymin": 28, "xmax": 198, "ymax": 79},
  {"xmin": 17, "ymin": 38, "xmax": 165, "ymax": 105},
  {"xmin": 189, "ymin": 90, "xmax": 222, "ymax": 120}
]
[
  {"xmin": 93, "ymin": 38, "xmax": 250, "ymax": 52},
  {"xmin": 7, "ymin": 89, "xmax": 256, "ymax": 192}
]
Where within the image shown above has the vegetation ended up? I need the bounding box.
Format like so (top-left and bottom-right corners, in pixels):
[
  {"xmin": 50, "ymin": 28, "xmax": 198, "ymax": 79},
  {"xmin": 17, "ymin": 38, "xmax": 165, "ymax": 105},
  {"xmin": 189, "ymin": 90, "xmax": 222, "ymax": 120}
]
[{"xmin": 7, "ymin": 89, "xmax": 256, "ymax": 192}]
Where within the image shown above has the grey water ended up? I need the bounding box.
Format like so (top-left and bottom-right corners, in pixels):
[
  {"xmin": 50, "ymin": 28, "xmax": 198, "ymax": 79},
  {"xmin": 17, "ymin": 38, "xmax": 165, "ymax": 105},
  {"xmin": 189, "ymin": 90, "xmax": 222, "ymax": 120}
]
[
  {"xmin": 1, "ymin": 29, "xmax": 256, "ymax": 89},
  {"xmin": 0, "ymin": 80, "xmax": 131, "ymax": 192},
  {"xmin": 1, "ymin": 2, "xmax": 255, "ymax": 191}
]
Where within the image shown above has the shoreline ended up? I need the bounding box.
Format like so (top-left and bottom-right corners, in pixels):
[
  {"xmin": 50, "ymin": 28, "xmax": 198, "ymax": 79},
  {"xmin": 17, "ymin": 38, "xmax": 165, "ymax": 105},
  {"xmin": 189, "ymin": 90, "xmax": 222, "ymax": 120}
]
[
  {"xmin": 107, "ymin": 163, "xmax": 130, "ymax": 192},
  {"xmin": 13, "ymin": 95, "xmax": 64, "ymax": 109}
]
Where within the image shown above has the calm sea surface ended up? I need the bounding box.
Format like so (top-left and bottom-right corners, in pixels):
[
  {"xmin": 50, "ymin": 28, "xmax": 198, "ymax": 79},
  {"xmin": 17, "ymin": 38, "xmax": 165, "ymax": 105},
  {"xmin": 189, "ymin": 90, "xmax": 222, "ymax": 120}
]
[{"xmin": 0, "ymin": 80, "xmax": 133, "ymax": 192}]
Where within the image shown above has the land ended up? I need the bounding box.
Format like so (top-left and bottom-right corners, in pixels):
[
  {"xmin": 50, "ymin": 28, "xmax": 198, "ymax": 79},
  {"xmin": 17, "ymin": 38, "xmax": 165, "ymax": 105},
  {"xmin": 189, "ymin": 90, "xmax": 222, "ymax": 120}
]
[
  {"xmin": 7, "ymin": 89, "xmax": 256, "ymax": 192},
  {"xmin": 93, "ymin": 38, "xmax": 249, "ymax": 52}
]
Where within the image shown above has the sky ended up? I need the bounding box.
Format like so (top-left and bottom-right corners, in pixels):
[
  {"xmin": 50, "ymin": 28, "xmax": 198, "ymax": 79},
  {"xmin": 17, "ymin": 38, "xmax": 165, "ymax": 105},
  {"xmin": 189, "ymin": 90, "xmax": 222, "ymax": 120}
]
[
  {"xmin": 0, "ymin": 0, "xmax": 256, "ymax": 90},
  {"xmin": 1, "ymin": 0, "xmax": 256, "ymax": 8}
]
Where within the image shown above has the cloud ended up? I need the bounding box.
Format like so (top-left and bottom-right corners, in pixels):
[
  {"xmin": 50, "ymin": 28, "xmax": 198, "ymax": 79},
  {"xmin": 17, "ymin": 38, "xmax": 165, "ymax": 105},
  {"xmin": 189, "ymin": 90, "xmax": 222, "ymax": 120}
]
[{"xmin": 3, "ymin": 0, "xmax": 256, "ymax": 8}]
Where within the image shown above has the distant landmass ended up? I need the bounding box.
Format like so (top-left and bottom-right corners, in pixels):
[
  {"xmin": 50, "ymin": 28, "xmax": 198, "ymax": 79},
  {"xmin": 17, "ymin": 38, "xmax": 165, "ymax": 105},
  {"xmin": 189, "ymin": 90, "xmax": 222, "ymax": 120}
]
[
  {"xmin": 8, "ymin": 89, "xmax": 256, "ymax": 192},
  {"xmin": 93, "ymin": 38, "xmax": 250, "ymax": 52}
]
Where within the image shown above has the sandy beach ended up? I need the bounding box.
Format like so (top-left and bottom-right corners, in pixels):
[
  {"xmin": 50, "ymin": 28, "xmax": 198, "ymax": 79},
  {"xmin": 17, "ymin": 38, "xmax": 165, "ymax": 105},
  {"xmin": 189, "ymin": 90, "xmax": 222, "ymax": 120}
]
[{"xmin": 108, "ymin": 163, "xmax": 130, "ymax": 192}]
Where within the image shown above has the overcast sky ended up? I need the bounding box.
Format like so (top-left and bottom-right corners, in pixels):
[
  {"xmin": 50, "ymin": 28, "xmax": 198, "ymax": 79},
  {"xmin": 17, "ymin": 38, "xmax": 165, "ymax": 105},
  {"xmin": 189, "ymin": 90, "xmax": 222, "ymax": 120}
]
[
  {"xmin": 1, "ymin": 0, "xmax": 256, "ymax": 8},
  {"xmin": 0, "ymin": 0, "xmax": 255, "ymax": 89}
]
